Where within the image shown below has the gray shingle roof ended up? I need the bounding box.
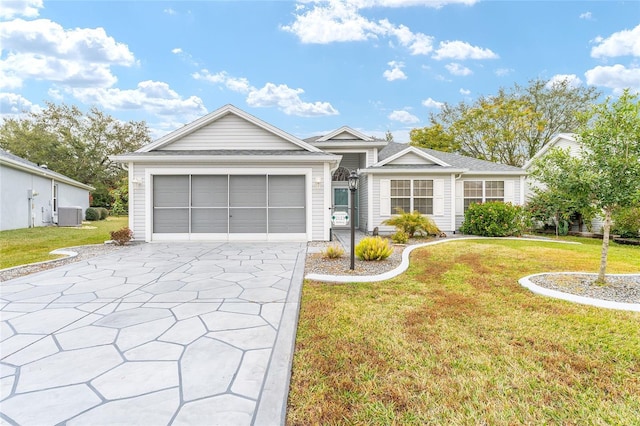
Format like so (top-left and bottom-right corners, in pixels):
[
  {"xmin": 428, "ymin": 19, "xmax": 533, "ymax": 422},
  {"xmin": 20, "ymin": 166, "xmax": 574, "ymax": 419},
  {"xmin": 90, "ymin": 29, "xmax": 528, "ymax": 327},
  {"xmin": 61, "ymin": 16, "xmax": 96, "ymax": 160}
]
[
  {"xmin": 376, "ymin": 142, "xmax": 525, "ymax": 173},
  {"xmin": 0, "ymin": 148, "xmax": 94, "ymax": 189},
  {"xmin": 121, "ymin": 150, "xmax": 332, "ymax": 156}
]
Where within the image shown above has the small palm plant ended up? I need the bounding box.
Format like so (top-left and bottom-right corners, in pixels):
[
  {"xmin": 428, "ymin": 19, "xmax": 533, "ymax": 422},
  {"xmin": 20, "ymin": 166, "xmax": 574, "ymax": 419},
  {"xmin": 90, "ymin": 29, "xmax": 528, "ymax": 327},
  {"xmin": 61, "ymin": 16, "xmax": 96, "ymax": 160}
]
[{"xmin": 382, "ymin": 209, "xmax": 440, "ymax": 238}]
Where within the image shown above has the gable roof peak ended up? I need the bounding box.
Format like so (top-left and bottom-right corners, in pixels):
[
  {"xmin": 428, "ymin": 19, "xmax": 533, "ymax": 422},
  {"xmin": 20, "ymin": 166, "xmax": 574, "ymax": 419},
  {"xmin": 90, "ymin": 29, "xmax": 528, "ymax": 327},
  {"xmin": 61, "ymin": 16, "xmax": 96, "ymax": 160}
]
[{"xmin": 317, "ymin": 126, "xmax": 374, "ymax": 142}]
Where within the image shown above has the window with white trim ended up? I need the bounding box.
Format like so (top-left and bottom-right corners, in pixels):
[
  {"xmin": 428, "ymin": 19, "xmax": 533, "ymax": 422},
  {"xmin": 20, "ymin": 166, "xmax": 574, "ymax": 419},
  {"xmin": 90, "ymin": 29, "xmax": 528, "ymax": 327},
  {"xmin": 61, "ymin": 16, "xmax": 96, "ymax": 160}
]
[
  {"xmin": 463, "ymin": 180, "xmax": 504, "ymax": 210},
  {"xmin": 391, "ymin": 179, "xmax": 433, "ymax": 214}
]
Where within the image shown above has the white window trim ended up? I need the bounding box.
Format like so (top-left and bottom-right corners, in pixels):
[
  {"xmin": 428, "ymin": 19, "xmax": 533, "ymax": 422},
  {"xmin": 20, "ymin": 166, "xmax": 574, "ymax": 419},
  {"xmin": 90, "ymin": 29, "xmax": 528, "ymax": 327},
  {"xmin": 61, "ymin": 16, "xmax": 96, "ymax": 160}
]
[
  {"xmin": 462, "ymin": 180, "xmax": 506, "ymax": 211},
  {"xmin": 390, "ymin": 179, "xmax": 434, "ymax": 216}
]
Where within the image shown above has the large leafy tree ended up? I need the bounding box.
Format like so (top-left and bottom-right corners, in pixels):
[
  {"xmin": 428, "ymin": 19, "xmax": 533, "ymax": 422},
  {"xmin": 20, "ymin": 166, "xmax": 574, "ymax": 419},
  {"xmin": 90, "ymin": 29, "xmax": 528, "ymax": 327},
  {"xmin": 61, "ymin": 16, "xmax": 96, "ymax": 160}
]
[
  {"xmin": 411, "ymin": 78, "xmax": 600, "ymax": 166},
  {"xmin": 0, "ymin": 102, "xmax": 150, "ymax": 206},
  {"xmin": 531, "ymin": 89, "xmax": 640, "ymax": 282}
]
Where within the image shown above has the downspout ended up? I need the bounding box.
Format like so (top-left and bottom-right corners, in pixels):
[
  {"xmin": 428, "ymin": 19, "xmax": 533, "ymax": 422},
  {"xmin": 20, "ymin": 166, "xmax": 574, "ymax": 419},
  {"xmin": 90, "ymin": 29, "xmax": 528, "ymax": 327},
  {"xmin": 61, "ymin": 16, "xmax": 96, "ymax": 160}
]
[{"xmin": 452, "ymin": 173, "xmax": 464, "ymax": 233}]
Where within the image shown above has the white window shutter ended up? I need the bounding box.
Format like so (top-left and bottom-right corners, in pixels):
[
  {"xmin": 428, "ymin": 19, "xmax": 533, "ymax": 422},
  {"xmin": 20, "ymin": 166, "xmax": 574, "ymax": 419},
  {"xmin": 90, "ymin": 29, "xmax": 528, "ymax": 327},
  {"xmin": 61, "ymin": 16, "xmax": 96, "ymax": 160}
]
[
  {"xmin": 455, "ymin": 180, "xmax": 464, "ymax": 215},
  {"xmin": 380, "ymin": 179, "xmax": 391, "ymax": 217},
  {"xmin": 505, "ymin": 180, "xmax": 515, "ymax": 203},
  {"xmin": 433, "ymin": 179, "xmax": 444, "ymax": 216}
]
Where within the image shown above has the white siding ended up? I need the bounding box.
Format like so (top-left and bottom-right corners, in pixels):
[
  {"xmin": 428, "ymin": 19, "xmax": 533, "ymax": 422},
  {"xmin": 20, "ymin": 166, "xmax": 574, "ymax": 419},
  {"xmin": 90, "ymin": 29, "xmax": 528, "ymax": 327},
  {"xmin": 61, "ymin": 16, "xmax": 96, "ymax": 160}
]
[
  {"xmin": 159, "ymin": 114, "xmax": 303, "ymax": 151},
  {"xmin": 387, "ymin": 152, "xmax": 435, "ymax": 165},
  {"xmin": 371, "ymin": 174, "xmax": 454, "ymax": 233},
  {"xmin": 454, "ymin": 176, "xmax": 524, "ymax": 230},
  {"xmin": 130, "ymin": 161, "xmax": 328, "ymax": 241},
  {"xmin": 338, "ymin": 153, "xmax": 360, "ymax": 170},
  {"xmin": 331, "ymin": 131, "xmax": 358, "ymax": 140}
]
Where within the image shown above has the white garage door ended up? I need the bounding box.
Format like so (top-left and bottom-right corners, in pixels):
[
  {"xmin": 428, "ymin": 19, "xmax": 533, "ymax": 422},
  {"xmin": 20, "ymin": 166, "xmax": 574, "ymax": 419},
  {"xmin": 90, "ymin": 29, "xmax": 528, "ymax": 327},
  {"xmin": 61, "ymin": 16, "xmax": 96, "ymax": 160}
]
[{"xmin": 152, "ymin": 174, "xmax": 306, "ymax": 240}]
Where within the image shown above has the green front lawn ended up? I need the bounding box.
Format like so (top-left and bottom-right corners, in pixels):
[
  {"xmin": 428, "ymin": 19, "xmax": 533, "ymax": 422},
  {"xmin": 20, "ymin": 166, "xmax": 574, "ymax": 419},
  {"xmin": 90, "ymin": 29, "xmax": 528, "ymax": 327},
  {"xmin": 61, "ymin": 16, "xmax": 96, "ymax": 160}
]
[
  {"xmin": 288, "ymin": 239, "xmax": 640, "ymax": 425},
  {"xmin": 0, "ymin": 216, "xmax": 128, "ymax": 269}
]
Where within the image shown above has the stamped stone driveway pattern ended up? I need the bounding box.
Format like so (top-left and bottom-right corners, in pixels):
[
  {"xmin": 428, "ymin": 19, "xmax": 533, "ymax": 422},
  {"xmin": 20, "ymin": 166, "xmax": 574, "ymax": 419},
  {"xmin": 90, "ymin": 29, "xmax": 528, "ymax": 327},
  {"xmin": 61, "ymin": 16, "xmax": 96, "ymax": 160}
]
[{"xmin": 0, "ymin": 242, "xmax": 306, "ymax": 425}]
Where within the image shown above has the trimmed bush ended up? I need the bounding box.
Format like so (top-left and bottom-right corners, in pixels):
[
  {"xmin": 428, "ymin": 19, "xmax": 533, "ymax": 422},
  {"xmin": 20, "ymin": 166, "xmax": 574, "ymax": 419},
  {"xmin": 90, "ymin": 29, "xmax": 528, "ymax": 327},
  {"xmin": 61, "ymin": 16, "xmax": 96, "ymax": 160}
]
[
  {"xmin": 355, "ymin": 236, "xmax": 393, "ymax": 261},
  {"xmin": 460, "ymin": 201, "xmax": 530, "ymax": 237},
  {"xmin": 85, "ymin": 207, "xmax": 100, "ymax": 221},
  {"xmin": 110, "ymin": 227, "xmax": 133, "ymax": 245},
  {"xmin": 322, "ymin": 244, "xmax": 345, "ymax": 259},
  {"xmin": 391, "ymin": 231, "xmax": 409, "ymax": 244},
  {"xmin": 382, "ymin": 209, "xmax": 440, "ymax": 238},
  {"xmin": 98, "ymin": 207, "xmax": 109, "ymax": 220},
  {"xmin": 613, "ymin": 206, "xmax": 640, "ymax": 238}
]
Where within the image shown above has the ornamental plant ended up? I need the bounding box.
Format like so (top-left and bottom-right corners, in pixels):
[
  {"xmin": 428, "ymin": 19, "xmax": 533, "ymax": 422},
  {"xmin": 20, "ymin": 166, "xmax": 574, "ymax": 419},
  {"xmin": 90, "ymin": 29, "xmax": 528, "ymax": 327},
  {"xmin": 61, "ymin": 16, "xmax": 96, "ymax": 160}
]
[
  {"xmin": 382, "ymin": 209, "xmax": 440, "ymax": 238},
  {"xmin": 85, "ymin": 207, "xmax": 100, "ymax": 221},
  {"xmin": 110, "ymin": 227, "xmax": 133, "ymax": 245},
  {"xmin": 391, "ymin": 231, "xmax": 409, "ymax": 244},
  {"xmin": 355, "ymin": 236, "xmax": 393, "ymax": 261},
  {"xmin": 322, "ymin": 244, "xmax": 345, "ymax": 259},
  {"xmin": 460, "ymin": 201, "xmax": 529, "ymax": 237}
]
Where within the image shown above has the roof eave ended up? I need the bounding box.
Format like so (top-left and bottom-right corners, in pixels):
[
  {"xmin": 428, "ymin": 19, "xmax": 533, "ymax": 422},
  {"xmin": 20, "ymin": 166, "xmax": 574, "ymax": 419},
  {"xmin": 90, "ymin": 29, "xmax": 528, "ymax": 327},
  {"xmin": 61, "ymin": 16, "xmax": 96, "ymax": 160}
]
[
  {"xmin": 1, "ymin": 158, "xmax": 94, "ymax": 191},
  {"xmin": 111, "ymin": 153, "xmax": 341, "ymax": 163}
]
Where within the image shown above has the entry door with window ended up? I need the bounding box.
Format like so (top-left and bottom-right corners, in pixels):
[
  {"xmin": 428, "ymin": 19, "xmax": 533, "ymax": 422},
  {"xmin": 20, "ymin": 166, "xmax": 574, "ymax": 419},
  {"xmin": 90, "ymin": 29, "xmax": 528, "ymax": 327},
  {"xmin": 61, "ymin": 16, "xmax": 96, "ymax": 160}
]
[{"xmin": 332, "ymin": 185, "xmax": 358, "ymax": 228}]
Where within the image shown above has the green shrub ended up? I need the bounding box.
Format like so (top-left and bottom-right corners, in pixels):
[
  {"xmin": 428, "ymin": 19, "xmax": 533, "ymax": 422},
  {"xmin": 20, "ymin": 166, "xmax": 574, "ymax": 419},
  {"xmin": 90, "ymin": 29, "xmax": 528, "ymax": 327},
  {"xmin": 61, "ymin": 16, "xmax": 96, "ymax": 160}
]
[
  {"xmin": 460, "ymin": 202, "xmax": 530, "ymax": 237},
  {"xmin": 613, "ymin": 206, "xmax": 640, "ymax": 238},
  {"xmin": 98, "ymin": 207, "xmax": 109, "ymax": 220},
  {"xmin": 110, "ymin": 227, "xmax": 133, "ymax": 245},
  {"xmin": 382, "ymin": 209, "xmax": 440, "ymax": 238},
  {"xmin": 391, "ymin": 231, "xmax": 409, "ymax": 244},
  {"xmin": 322, "ymin": 244, "xmax": 345, "ymax": 259},
  {"xmin": 355, "ymin": 236, "xmax": 393, "ymax": 261},
  {"xmin": 85, "ymin": 207, "xmax": 100, "ymax": 221}
]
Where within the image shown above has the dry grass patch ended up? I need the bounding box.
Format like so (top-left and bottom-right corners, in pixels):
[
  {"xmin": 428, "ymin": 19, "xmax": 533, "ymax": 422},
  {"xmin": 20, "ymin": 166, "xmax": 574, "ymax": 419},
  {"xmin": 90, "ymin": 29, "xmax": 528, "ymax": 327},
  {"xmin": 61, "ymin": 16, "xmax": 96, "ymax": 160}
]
[{"xmin": 288, "ymin": 239, "xmax": 640, "ymax": 425}]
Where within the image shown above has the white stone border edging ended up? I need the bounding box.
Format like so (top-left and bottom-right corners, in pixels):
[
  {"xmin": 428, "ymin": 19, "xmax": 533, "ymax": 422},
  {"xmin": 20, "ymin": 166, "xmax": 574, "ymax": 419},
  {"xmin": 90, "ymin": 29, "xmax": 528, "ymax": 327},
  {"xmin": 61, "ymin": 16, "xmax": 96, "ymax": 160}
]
[
  {"xmin": 519, "ymin": 272, "xmax": 640, "ymax": 312},
  {"xmin": 305, "ymin": 236, "xmax": 578, "ymax": 283}
]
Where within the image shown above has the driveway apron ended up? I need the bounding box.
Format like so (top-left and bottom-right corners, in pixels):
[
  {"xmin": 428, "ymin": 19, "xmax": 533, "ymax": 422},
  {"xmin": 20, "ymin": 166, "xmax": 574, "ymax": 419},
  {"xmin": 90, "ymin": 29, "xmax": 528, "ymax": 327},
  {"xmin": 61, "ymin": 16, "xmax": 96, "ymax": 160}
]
[{"xmin": 0, "ymin": 242, "xmax": 306, "ymax": 425}]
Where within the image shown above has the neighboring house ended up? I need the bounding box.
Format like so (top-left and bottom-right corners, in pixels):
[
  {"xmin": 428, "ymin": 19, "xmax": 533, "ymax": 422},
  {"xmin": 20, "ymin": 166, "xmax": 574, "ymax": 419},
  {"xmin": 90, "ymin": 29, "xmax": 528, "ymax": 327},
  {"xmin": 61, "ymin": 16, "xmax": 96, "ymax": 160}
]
[
  {"xmin": 523, "ymin": 133, "xmax": 604, "ymax": 232},
  {"xmin": 112, "ymin": 104, "xmax": 526, "ymax": 242},
  {"xmin": 0, "ymin": 148, "xmax": 94, "ymax": 231}
]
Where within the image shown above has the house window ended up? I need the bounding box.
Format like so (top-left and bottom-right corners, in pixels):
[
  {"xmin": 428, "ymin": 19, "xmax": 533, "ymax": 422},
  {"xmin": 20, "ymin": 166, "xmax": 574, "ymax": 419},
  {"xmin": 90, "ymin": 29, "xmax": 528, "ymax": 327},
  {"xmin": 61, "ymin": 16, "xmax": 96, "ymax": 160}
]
[
  {"xmin": 391, "ymin": 179, "xmax": 433, "ymax": 214},
  {"xmin": 463, "ymin": 181, "xmax": 504, "ymax": 210}
]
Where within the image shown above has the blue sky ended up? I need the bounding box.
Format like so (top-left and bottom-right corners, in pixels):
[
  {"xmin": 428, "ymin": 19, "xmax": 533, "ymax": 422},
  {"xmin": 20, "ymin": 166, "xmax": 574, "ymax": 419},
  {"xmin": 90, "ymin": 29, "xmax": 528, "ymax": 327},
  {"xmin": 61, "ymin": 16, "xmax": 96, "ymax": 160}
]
[{"xmin": 1, "ymin": 0, "xmax": 639, "ymax": 143}]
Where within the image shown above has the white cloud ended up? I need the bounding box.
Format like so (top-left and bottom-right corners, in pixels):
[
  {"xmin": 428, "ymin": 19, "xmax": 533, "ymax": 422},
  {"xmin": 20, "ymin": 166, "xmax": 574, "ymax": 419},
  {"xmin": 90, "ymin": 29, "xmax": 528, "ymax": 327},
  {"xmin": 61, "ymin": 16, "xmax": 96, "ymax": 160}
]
[
  {"xmin": 0, "ymin": 18, "xmax": 135, "ymax": 89},
  {"xmin": 383, "ymin": 60, "xmax": 407, "ymax": 81},
  {"xmin": 459, "ymin": 88, "xmax": 470, "ymax": 95},
  {"xmin": 421, "ymin": 97, "xmax": 443, "ymax": 108},
  {"xmin": 579, "ymin": 11, "xmax": 592, "ymax": 20},
  {"xmin": 193, "ymin": 70, "xmax": 252, "ymax": 94},
  {"xmin": 171, "ymin": 48, "xmax": 183, "ymax": 54},
  {"xmin": 445, "ymin": 62, "xmax": 472, "ymax": 76},
  {"xmin": 547, "ymin": 74, "xmax": 582, "ymax": 88},
  {"xmin": 164, "ymin": 8, "xmax": 177, "ymax": 15},
  {"xmin": 281, "ymin": 2, "xmax": 435, "ymax": 55},
  {"xmin": 194, "ymin": 69, "xmax": 339, "ymax": 117},
  {"xmin": 0, "ymin": 92, "xmax": 40, "ymax": 120},
  {"xmin": 388, "ymin": 109, "xmax": 419, "ymax": 124},
  {"xmin": 322, "ymin": 0, "xmax": 478, "ymax": 10},
  {"xmin": 495, "ymin": 67, "xmax": 513, "ymax": 77},
  {"xmin": 0, "ymin": 0, "xmax": 42, "ymax": 19},
  {"xmin": 585, "ymin": 64, "xmax": 640, "ymax": 93},
  {"xmin": 47, "ymin": 88, "xmax": 64, "ymax": 101},
  {"xmin": 433, "ymin": 40, "xmax": 498, "ymax": 60},
  {"xmin": 69, "ymin": 81, "xmax": 208, "ymax": 121},
  {"xmin": 591, "ymin": 23, "xmax": 640, "ymax": 58},
  {"xmin": 247, "ymin": 83, "xmax": 339, "ymax": 117}
]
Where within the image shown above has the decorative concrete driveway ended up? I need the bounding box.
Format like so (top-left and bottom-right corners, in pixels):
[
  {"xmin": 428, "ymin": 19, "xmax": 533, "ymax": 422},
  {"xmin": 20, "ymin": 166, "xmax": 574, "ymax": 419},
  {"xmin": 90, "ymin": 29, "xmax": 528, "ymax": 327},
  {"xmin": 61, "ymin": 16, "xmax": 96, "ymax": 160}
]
[{"xmin": 0, "ymin": 242, "xmax": 306, "ymax": 425}]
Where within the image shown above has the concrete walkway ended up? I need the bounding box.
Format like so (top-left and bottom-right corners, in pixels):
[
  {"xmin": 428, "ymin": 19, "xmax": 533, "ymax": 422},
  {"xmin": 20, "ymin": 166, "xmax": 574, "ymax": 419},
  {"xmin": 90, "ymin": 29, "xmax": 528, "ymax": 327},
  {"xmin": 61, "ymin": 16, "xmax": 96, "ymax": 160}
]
[{"xmin": 0, "ymin": 242, "xmax": 306, "ymax": 425}]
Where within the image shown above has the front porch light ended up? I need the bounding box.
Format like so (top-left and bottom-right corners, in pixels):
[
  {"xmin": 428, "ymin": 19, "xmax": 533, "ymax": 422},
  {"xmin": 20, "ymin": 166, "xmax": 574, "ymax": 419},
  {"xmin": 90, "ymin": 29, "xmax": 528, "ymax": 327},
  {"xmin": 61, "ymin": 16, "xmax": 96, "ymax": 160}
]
[
  {"xmin": 348, "ymin": 170, "xmax": 359, "ymax": 270},
  {"xmin": 347, "ymin": 170, "xmax": 359, "ymax": 191}
]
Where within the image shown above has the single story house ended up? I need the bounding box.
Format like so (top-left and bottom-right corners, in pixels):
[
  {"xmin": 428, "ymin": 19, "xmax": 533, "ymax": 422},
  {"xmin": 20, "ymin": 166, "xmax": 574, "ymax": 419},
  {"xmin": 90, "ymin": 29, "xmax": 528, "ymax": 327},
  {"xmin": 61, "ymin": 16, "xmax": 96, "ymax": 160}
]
[
  {"xmin": 0, "ymin": 148, "xmax": 94, "ymax": 231},
  {"xmin": 523, "ymin": 133, "xmax": 604, "ymax": 232},
  {"xmin": 113, "ymin": 104, "xmax": 526, "ymax": 242}
]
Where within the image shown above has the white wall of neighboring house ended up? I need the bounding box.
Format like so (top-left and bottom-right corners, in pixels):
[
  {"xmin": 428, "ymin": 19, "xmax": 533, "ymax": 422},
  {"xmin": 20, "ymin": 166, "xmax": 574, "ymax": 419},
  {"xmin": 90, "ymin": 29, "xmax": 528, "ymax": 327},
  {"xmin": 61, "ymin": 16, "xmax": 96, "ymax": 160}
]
[{"xmin": 0, "ymin": 166, "xmax": 91, "ymax": 231}]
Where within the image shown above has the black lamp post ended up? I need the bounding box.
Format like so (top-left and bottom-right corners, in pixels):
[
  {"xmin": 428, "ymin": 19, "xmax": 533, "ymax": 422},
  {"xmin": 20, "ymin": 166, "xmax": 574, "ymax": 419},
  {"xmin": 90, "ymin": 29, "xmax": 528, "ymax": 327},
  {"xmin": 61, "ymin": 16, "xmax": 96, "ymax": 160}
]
[{"xmin": 347, "ymin": 170, "xmax": 359, "ymax": 270}]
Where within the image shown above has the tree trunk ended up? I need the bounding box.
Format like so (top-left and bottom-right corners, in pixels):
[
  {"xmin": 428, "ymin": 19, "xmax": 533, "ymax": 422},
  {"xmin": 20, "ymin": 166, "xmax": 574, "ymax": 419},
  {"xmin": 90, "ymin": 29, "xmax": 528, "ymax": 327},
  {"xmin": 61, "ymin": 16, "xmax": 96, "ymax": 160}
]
[{"xmin": 597, "ymin": 209, "xmax": 612, "ymax": 284}]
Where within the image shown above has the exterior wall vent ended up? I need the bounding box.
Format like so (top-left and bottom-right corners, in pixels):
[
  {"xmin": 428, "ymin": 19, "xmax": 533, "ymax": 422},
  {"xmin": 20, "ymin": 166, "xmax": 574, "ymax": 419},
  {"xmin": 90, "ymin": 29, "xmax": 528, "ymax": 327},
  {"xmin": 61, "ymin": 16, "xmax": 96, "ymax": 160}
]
[{"xmin": 58, "ymin": 207, "xmax": 83, "ymax": 227}]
